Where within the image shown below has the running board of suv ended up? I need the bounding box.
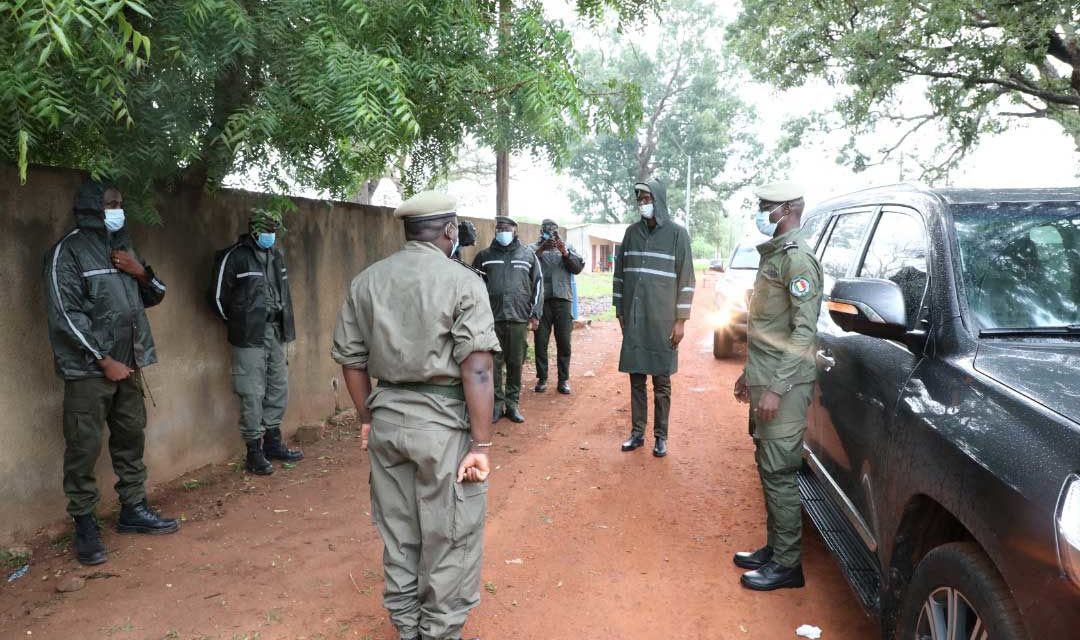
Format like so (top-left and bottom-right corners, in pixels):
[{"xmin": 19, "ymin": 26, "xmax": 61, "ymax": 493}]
[{"xmin": 798, "ymin": 468, "xmax": 882, "ymax": 613}]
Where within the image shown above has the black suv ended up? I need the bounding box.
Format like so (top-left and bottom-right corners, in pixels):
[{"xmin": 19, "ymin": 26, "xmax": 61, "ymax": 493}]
[{"xmin": 796, "ymin": 185, "xmax": 1080, "ymax": 639}]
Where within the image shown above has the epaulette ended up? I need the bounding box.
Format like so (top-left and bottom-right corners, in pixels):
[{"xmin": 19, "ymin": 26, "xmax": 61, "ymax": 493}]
[
  {"xmin": 782, "ymin": 241, "xmax": 800, "ymax": 252},
  {"xmin": 452, "ymin": 258, "xmax": 487, "ymax": 279}
]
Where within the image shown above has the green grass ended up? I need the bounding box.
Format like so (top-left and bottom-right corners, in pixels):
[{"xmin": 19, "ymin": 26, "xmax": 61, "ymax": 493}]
[{"xmin": 574, "ymin": 272, "xmax": 613, "ymax": 298}]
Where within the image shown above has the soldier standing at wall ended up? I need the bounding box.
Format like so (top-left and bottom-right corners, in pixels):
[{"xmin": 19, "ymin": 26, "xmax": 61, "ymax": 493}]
[
  {"xmin": 210, "ymin": 209, "xmax": 304, "ymax": 475},
  {"xmin": 44, "ymin": 180, "xmax": 179, "ymax": 566}
]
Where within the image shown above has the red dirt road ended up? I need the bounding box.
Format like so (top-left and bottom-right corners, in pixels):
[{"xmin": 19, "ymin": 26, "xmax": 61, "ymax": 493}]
[{"xmin": 1, "ymin": 278, "xmax": 877, "ymax": 640}]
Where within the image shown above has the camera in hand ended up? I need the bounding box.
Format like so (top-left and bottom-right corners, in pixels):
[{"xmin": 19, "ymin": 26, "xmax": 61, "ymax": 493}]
[{"xmin": 457, "ymin": 220, "xmax": 477, "ymax": 248}]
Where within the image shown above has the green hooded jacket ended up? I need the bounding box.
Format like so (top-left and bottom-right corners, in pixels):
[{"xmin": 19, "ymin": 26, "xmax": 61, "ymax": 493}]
[{"xmin": 613, "ymin": 179, "xmax": 695, "ymax": 375}]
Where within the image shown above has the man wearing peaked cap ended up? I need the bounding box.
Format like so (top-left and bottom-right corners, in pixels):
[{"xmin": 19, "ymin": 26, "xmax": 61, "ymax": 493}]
[
  {"xmin": 753, "ymin": 180, "xmax": 804, "ymax": 204},
  {"xmin": 473, "ymin": 213, "xmax": 543, "ymax": 424},
  {"xmin": 333, "ymin": 190, "xmax": 501, "ymax": 640},
  {"xmin": 732, "ymin": 179, "xmax": 822, "ymax": 592}
]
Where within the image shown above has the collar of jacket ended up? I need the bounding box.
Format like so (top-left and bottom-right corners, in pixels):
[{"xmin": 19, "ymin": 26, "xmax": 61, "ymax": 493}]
[
  {"xmin": 757, "ymin": 227, "xmax": 803, "ymax": 256},
  {"xmin": 405, "ymin": 240, "xmax": 450, "ymax": 257}
]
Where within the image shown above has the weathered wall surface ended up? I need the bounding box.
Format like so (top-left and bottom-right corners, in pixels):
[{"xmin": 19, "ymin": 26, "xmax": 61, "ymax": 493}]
[{"xmin": 0, "ymin": 164, "xmax": 530, "ymax": 544}]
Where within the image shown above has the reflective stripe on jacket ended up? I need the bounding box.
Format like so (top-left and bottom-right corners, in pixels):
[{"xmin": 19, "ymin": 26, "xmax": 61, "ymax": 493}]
[{"xmin": 44, "ymin": 213, "xmax": 165, "ymax": 380}]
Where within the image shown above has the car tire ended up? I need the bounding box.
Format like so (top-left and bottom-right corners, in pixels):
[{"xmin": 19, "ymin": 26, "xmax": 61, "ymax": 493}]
[
  {"xmin": 713, "ymin": 329, "xmax": 733, "ymax": 359},
  {"xmin": 897, "ymin": 542, "xmax": 1026, "ymax": 640}
]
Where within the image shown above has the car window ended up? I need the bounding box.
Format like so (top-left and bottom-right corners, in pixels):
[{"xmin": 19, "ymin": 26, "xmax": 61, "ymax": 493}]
[
  {"xmin": 819, "ymin": 211, "xmax": 873, "ymax": 280},
  {"xmin": 954, "ymin": 202, "xmax": 1080, "ymax": 331},
  {"xmin": 801, "ymin": 214, "xmax": 828, "ymax": 251},
  {"xmin": 729, "ymin": 244, "xmax": 760, "ymax": 269},
  {"xmin": 858, "ymin": 210, "xmax": 929, "ymax": 330}
]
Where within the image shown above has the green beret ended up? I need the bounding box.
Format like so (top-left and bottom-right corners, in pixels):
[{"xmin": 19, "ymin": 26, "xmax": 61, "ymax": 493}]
[
  {"xmin": 395, "ymin": 191, "xmax": 457, "ymax": 220},
  {"xmin": 754, "ymin": 181, "xmax": 804, "ymax": 203}
]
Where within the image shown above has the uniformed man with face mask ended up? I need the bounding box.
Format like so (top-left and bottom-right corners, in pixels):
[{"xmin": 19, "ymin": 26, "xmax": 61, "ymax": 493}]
[
  {"xmin": 614, "ymin": 178, "xmax": 695, "ymax": 458},
  {"xmin": 44, "ymin": 180, "xmax": 179, "ymax": 566},
  {"xmin": 472, "ymin": 216, "xmax": 543, "ymax": 424},
  {"xmin": 209, "ymin": 209, "xmax": 304, "ymax": 475},
  {"xmin": 332, "ymin": 191, "xmax": 499, "ymax": 640},
  {"xmin": 529, "ymin": 219, "xmax": 584, "ymax": 394},
  {"xmin": 733, "ymin": 181, "xmax": 823, "ymax": 591}
]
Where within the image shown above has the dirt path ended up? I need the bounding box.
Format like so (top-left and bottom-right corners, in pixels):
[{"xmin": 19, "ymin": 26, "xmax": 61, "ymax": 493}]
[{"xmin": 1, "ymin": 278, "xmax": 877, "ymax": 640}]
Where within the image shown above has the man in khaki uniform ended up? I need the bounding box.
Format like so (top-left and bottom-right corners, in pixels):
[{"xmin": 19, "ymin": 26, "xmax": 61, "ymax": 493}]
[
  {"xmin": 332, "ymin": 191, "xmax": 499, "ymax": 640},
  {"xmin": 733, "ymin": 181, "xmax": 823, "ymax": 591}
]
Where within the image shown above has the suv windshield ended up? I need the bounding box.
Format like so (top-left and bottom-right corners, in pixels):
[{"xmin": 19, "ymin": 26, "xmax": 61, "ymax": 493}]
[
  {"xmin": 953, "ymin": 202, "xmax": 1080, "ymax": 332},
  {"xmin": 729, "ymin": 244, "xmax": 760, "ymax": 270}
]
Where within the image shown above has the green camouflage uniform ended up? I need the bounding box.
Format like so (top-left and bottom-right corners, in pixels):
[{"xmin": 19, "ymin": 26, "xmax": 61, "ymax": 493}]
[{"xmin": 744, "ymin": 228, "xmax": 823, "ymax": 568}]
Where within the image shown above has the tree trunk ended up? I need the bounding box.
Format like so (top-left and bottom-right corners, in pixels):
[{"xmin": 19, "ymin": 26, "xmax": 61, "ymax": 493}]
[
  {"xmin": 350, "ymin": 179, "xmax": 380, "ymax": 205},
  {"xmin": 495, "ymin": 0, "xmax": 512, "ymax": 217},
  {"xmin": 496, "ymin": 150, "xmax": 510, "ymax": 216}
]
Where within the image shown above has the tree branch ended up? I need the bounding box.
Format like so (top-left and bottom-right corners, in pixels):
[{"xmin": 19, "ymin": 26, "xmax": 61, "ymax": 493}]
[{"xmin": 896, "ymin": 57, "xmax": 1080, "ymax": 107}]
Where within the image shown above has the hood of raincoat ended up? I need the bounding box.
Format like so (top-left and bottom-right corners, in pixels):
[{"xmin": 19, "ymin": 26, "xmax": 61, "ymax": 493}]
[
  {"xmin": 636, "ymin": 178, "xmax": 671, "ymax": 226},
  {"xmin": 72, "ymin": 180, "xmax": 110, "ymax": 214}
]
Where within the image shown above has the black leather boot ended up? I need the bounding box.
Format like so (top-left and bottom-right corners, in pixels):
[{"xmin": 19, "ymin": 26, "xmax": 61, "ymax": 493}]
[
  {"xmin": 534, "ymin": 381, "xmax": 547, "ymax": 393},
  {"xmin": 621, "ymin": 434, "xmax": 645, "ymax": 451},
  {"xmin": 263, "ymin": 427, "xmax": 304, "ymax": 462},
  {"xmin": 740, "ymin": 561, "xmax": 805, "ymax": 591},
  {"xmin": 245, "ymin": 438, "xmax": 274, "ymax": 475},
  {"xmin": 733, "ymin": 545, "xmax": 774, "ymax": 570},
  {"xmin": 117, "ymin": 501, "xmax": 179, "ymax": 535},
  {"xmin": 506, "ymin": 407, "xmax": 525, "ymax": 423},
  {"xmin": 557, "ymin": 381, "xmax": 571, "ymax": 395},
  {"xmin": 72, "ymin": 514, "xmax": 107, "ymax": 565}
]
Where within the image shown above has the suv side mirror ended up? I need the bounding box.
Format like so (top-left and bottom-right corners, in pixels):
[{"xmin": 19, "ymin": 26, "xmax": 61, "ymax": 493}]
[{"xmin": 826, "ymin": 278, "xmax": 907, "ymax": 340}]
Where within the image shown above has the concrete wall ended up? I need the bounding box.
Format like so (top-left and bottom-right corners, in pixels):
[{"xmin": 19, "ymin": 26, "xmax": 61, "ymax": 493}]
[{"xmin": 0, "ymin": 164, "xmax": 533, "ymax": 544}]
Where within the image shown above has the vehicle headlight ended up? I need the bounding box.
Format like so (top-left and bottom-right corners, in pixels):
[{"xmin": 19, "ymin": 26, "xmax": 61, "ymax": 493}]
[{"xmin": 1057, "ymin": 474, "xmax": 1080, "ymax": 588}]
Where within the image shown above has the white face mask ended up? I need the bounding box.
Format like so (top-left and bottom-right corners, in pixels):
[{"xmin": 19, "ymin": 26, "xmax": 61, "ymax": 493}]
[
  {"xmin": 103, "ymin": 208, "xmax": 125, "ymax": 232},
  {"xmin": 754, "ymin": 204, "xmax": 785, "ymax": 236},
  {"xmin": 639, "ymin": 203, "xmax": 654, "ymax": 219}
]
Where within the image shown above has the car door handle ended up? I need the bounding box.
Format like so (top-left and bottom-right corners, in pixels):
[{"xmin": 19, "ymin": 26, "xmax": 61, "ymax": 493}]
[{"xmin": 816, "ymin": 350, "xmax": 835, "ymax": 371}]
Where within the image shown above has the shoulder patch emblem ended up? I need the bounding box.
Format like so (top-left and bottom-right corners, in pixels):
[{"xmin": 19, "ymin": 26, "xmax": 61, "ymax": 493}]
[{"xmin": 789, "ymin": 276, "xmax": 812, "ymax": 298}]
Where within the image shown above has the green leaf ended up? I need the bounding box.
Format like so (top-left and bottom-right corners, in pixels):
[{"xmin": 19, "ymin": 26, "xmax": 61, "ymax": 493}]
[
  {"xmin": 49, "ymin": 20, "xmax": 73, "ymax": 57},
  {"xmin": 124, "ymin": 1, "xmax": 152, "ymax": 19},
  {"xmin": 17, "ymin": 130, "xmax": 28, "ymax": 184}
]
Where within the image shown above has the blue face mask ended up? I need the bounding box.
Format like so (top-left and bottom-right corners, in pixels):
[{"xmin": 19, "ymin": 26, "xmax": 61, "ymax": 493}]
[
  {"xmin": 495, "ymin": 231, "xmax": 514, "ymax": 246},
  {"xmin": 754, "ymin": 204, "xmax": 786, "ymax": 236},
  {"xmin": 540, "ymin": 231, "xmax": 553, "ymax": 241},
  {"xmin": 103, "ymin": 208, "xmax": 125, "ymax": 232},
  {"xmin": 256, "ymin": 232, "xmax": 276, "ymax": 249}
]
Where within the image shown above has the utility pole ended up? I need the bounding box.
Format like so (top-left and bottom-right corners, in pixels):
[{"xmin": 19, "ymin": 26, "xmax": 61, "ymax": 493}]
[{"xmin": 685, "ymin": 154, "xmax": 692, "ymax": 225}]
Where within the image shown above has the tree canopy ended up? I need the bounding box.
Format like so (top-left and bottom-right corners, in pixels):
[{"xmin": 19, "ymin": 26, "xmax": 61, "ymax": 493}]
[
  {"xmin": 2, "ymin": 0, "xmax": 653, "ymax": 219},
  {"xmin": 730, "ymin": 0, "xmax": 1080, "ymax": 180},
  {"xmin": 568, "ymin": 0, "xmax": 763, "ymax": 255}
]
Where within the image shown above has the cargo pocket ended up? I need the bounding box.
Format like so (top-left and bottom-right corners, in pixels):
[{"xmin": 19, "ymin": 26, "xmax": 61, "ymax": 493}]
[{"xmin": 451, "ymin": 480, "xmax": 488, "ymax": 547}]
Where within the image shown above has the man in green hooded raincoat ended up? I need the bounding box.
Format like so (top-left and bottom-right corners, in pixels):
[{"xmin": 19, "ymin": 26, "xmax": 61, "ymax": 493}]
[{"xmin": 614, "ymin": 178, "xmax": 695, "ymax": 458}]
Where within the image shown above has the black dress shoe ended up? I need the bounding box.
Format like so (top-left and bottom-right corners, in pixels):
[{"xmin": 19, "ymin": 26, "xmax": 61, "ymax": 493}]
[
  {"xmin": 72, "ymin": 514, "xmax": 107, "ymax": 565},
  {"xmin": 652, "ymin": 437, "xmax": 668, "ymax": 457},
  {"xmin": 534, "ymin": 381, "xmax": 547, "ymax": 393},
  {"xmin": 507, "ymin": 407, "xmax": 525, "ymax": 423},
  {"xmin": 557, "ymin": 382, "xmax": 571, "ymax": 395},
  {"xmin": 733, "ymin": 545, "xmax": 773, "ymax": 570},
  {"xmin": 621, "ymin": 435, "xmax": 645, "ymax": 451},
  {"xmin": 117, "ymin": 501, "xmax": 180, "ymax": 535},
  {"xmin": 492, "ymin": 406, "xmax": 504, "ymax": 423},
  {"xmin": 740, "ymin": 561, "xmax": 805, "ymax": 591},
  {"xmin": 263, "ymin": 427, "xmax": 304, "ymax": 462}
]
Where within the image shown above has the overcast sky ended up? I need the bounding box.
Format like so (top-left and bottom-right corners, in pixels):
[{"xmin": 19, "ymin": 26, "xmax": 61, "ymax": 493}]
[{"xmin": 363, "ymin": 0, "xmax": 1080, "ymax": 231}]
